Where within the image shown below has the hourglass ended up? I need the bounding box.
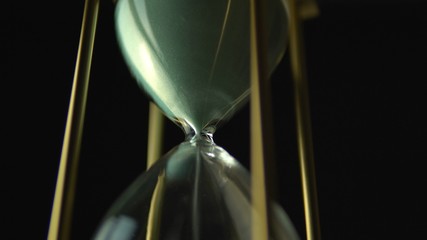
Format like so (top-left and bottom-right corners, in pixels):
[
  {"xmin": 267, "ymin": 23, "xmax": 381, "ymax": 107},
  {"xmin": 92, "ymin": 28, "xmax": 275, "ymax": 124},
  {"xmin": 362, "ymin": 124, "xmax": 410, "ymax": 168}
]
[{"xmin": 92, "ymin": 0, "xmax": 297, "ymax": 239}]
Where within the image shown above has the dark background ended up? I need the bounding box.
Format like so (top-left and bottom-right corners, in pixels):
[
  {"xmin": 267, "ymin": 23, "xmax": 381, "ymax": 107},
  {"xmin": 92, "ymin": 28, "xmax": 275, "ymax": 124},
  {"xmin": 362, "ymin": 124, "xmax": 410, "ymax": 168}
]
[{"xmin": 6, "ymin": 0, "xmax": 427, "ymax": 239}]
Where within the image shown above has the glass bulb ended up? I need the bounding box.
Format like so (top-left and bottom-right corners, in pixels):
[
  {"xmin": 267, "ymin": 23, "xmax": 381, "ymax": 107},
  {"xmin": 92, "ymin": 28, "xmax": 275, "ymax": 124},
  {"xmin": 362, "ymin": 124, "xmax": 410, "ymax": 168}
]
[
  {"xmin": 94, "ymin": 139, "xmax": 299, "ymax": 240},
  {"xmin": 115, "ymin": 0, "xmax": 288, "ymax": 134}
]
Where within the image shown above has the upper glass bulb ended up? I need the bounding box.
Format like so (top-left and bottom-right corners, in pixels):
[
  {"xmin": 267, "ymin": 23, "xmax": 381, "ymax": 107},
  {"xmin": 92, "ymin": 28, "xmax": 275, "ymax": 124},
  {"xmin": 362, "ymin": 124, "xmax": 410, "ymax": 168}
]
[{"xmin": 115, "ymin": 0, "xmax": 288, "ymax": 135}]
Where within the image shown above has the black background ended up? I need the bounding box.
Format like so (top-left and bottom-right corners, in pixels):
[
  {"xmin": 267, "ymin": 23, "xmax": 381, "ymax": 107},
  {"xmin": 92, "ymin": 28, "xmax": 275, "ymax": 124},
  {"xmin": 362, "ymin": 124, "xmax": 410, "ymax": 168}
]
[{"xmin": 6, "ymin": 0, "xmax": 427, "ymax": 239}]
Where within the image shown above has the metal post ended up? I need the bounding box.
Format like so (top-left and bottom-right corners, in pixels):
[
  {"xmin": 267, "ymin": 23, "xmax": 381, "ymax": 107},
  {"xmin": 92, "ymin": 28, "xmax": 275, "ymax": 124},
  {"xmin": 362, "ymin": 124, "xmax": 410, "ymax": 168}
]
[
  {"xmin": 249, "ymin": 0, "xmax": 276, "ymax": 238},
  {"xmin": 146, "ymin": 103, "xmax": 164, "ymax": 169},
  {"xmin": 48, "ymin": 0, "xmax": 100, "ymax": 239},
  {"xmin": 288, "ymin": 0, "xmax": 321, "ymax": 239}
]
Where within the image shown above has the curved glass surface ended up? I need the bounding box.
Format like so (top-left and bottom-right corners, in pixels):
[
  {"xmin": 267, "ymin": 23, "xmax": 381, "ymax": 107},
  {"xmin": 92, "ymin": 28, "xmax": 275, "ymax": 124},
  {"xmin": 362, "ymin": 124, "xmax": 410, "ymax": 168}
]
[
  {"xmin": 115, "ymin": 0, "xmax": 288, "ymax": 134},
  {"xmin": 93, "ymin": 139, "xmax": 299, "ymax": 240}
]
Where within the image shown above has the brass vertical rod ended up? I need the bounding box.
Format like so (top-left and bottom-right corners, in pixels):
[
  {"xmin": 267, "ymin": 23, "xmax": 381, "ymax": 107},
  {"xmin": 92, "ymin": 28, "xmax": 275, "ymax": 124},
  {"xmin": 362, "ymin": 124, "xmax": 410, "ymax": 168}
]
[
  {"xmin": 287, "ymin": 0, "xmax": 321, "ymax": 239},
  {"xmin": 145, "ymin": 171, "xmax": 166, "ymax": 240},
  {"xmin": 48, "ymin": 0, "xmax": 100, "ymax": 239},
  {"xmin": 146, "ymin": 102, "xmax": 164, "ymax": 169},
  {"xmin": 249, "ymin": 0, "xmax": 275, "ymax": 239}
]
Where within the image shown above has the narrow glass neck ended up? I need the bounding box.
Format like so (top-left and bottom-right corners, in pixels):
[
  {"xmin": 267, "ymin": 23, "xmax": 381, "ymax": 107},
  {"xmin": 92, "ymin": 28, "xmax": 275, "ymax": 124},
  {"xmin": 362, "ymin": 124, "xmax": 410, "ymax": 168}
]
[
  {"xmin": 173, "ymin": 118, "xmax": 216, "ymax": 143},
  {"xmin": 187, "ymin": 132, "xmax": 214, "ymax": 144},
  {"xmin": 185, "ymin": 126, "xmax": 216, "ymax": 144}
]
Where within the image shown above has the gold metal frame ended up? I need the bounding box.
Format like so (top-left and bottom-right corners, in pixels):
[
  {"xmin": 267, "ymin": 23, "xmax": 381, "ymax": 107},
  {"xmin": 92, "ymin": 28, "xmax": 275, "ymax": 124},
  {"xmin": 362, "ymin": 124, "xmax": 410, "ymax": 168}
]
[
  {"xmin": 288, "ymin": 0, "xmax": 321, "ymax": 239},
  {"xmin": 249, "ymin": 0, "xmax": 275, "ymax": 238},
  {"xmin": 47, "ymin": 0, "xmax": 100, "ymax": 239},
  {"xmin": 146, "ymin": 103, "xmax": 165, "ymax": 169}
]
